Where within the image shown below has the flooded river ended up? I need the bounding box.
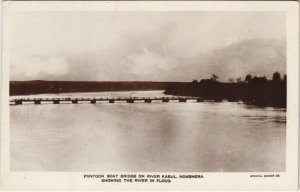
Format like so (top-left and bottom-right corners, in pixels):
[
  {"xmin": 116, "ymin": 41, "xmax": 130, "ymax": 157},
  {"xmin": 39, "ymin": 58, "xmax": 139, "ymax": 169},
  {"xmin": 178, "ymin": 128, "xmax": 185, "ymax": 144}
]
[{"xmin": 10, "ymin": 91, "xmax": 286, "ymax": 172}]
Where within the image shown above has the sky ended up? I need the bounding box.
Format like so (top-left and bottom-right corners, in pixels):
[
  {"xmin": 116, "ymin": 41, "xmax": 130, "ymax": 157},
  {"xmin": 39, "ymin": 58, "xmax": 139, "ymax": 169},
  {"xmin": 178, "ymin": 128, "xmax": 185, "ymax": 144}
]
[{"xmin": 9, "ymin": 11, "xmax": 286, "ymax": 82}]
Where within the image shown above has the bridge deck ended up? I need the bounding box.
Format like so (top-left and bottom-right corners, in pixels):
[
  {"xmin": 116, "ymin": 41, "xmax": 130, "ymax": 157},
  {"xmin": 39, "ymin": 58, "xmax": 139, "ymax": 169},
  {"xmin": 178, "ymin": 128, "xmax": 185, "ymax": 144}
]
[{"xmin": 10, "ymin": 96, "xmax": 205, "ymax": 105}]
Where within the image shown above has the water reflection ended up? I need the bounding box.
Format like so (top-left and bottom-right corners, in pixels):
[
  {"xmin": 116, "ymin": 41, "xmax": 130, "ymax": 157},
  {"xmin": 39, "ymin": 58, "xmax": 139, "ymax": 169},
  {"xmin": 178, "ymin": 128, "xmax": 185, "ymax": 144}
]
[{"xmin": 10, "ymin": 91, "xmax": 286, "ymax": 172}]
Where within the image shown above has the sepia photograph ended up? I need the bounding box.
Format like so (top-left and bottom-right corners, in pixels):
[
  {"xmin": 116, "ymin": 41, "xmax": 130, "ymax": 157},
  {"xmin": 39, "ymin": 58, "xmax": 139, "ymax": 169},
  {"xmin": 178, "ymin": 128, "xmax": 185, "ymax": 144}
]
[{"xmin": 1, "ymin": 1, "xmax": 298, "ymax": 191}]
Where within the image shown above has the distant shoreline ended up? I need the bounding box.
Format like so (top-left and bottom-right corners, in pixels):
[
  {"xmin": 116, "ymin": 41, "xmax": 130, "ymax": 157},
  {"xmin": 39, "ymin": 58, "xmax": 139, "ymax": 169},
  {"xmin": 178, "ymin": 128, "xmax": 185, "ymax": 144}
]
[
  {"xmin": 9, "ymin": 81, "xmax": 188, "ymax": 96},
  {"xmin": 10, "ymin": 78, "xmax": 286, "ymax": 108},
  {"xmin": 164, "ymin": 81, "xmax": 286, "ymax": 108}
]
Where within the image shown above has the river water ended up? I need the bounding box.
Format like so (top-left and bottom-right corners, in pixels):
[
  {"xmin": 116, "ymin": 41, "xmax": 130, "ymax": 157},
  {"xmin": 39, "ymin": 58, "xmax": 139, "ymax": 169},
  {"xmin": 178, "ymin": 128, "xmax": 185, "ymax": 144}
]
[{"xmin": 10, "ymin": 91, "xmax": 286, "ymax": 172}]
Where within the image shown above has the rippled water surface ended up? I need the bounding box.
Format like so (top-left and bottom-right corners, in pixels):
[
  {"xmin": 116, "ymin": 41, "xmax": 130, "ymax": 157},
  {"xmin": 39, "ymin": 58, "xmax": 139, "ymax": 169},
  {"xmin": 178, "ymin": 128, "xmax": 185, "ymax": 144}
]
[{"xmin": 10, "ymin": 91, "xmax": 286, "ymax": 171}]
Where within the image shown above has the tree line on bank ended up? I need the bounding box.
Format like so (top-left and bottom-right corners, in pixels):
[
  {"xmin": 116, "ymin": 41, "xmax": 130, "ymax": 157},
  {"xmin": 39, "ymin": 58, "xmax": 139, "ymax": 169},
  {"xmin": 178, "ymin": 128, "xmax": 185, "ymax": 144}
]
[{"xmin": 164, "ymin": 72, "xmax": 287, "ymax": 107}]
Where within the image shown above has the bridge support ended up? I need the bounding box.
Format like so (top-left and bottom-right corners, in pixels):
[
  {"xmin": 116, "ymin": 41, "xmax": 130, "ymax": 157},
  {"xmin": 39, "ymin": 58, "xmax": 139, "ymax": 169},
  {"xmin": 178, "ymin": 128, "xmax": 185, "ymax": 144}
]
[
  {"xmin": 179, "ymin": 98, "xmax": 187, "ymax": 102},
  {"xmin": 126, "ymin": 99, "xmax": 134, "ymax": 103},
  {"xmin": 197, "ymin": 98, "xmax": 204, "ymax": 102},
  {"xmin": 11, "ymin": 97, "xmax": 208, "ymax": 105}
]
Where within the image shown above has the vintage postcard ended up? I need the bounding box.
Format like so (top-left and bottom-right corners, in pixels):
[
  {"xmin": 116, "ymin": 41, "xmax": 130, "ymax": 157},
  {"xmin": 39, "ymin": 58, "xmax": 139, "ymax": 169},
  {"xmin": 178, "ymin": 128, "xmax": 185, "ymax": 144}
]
[{"xmin": 1, "ymin": 1, "xmax": 299, "ymax": 191}]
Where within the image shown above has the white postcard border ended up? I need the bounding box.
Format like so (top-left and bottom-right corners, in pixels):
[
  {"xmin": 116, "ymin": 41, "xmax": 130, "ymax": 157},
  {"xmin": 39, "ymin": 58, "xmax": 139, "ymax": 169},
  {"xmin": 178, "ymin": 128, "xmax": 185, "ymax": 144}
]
[{"xmin": 1, "ymin": 1, "xmax": 299, "ymax": 191}]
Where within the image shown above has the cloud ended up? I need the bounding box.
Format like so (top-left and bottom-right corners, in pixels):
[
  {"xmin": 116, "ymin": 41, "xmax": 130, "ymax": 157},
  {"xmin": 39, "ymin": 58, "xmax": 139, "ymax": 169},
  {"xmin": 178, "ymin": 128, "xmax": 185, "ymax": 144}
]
[
  {"xmin": 10, "ymin": 54, "xmax": 69, "ymax": 81},
  {"xmin": 10, "ymin": 38, "xmax": 286, "ymax": 82},
  {"xmin": 198, "ymin": 38, "xmax": 286, "ymax": 81},
  {"xmin": 9, "ymin": 11, "xmax": 286, "ymax": 81},
  {"xmin": 161, "ymin": 38, "xmax": 286, "ymax": 82}
]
